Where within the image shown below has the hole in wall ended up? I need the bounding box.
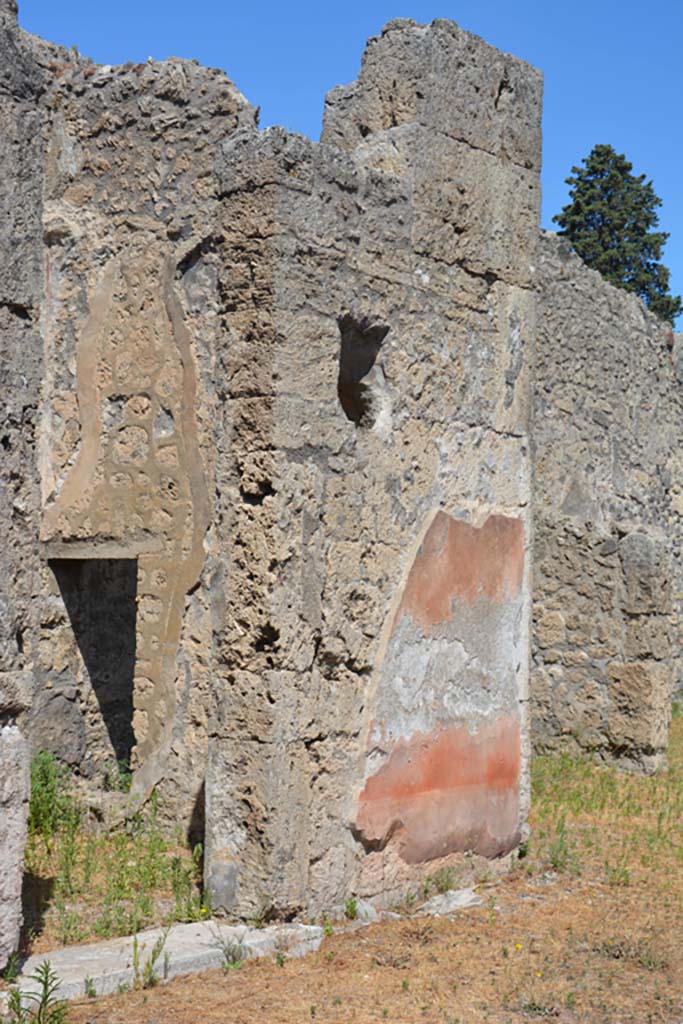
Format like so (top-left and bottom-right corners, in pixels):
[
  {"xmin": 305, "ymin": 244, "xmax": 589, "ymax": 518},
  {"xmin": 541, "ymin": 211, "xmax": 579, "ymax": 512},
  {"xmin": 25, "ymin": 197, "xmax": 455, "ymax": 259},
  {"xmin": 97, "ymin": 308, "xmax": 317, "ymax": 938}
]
[
  {"xmin": 49, "ymin": 558, "xmax": 138, "ymax": 768},
  {"xmin": 337, "ymin": 313, "xmax": 390, "ymax": 427},
  {"xmin": 255, "ymin": 622, "xmax": 280, "ymax": 652}
]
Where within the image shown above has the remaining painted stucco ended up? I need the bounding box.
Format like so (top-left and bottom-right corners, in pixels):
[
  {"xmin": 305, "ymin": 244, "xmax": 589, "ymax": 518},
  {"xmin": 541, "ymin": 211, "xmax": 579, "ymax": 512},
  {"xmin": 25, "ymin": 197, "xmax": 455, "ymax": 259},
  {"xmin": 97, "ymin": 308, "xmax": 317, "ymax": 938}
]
[{"xmin": 354, "ymin": 513, "xmax": 525, "ymax": 865}]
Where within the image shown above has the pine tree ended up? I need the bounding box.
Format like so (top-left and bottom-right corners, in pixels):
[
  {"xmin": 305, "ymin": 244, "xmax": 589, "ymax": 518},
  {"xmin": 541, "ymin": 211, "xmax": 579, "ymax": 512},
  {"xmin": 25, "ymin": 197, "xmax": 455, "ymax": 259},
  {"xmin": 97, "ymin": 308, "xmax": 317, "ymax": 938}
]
[{"xmin": 553, "ymin": 144, "xmax": 681, "ymax": 326}]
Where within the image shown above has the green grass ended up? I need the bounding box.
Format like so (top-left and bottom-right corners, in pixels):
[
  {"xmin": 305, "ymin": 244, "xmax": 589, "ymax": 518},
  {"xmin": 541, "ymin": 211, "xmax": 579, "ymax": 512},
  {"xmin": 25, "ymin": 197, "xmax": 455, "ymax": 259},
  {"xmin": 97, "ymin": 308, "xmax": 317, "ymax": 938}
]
[
  {"xmin": 529, "ymin": 716, "xmax": 683, "ymax": 885},
  {"xmin": 23, "ymin": 752, "xmax": 210, "ymax": 952}
]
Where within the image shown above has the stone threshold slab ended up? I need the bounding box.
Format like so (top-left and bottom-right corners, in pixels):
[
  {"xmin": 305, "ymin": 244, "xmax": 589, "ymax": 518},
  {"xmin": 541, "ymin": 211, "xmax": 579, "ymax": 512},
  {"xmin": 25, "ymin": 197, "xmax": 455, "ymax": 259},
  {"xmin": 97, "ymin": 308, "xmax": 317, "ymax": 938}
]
[{"xmin": 0, "ymin": 921, "xmax": 323, "ymax": 1007}]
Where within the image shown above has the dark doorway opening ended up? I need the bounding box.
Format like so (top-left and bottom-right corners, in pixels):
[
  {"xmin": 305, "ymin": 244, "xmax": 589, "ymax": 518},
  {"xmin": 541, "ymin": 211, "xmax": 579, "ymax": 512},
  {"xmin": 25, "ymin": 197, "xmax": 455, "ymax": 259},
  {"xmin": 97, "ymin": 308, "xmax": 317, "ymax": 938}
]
[{"xmin": 49, "ymin": 558, "xmax": 137, "ymax": 767}]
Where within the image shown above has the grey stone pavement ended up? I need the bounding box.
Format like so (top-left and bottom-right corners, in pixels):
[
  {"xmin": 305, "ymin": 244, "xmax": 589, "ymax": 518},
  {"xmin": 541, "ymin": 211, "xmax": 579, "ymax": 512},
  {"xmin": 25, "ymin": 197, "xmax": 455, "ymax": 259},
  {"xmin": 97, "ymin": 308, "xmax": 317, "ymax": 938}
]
[{"xmin": 0, "ymin": 920, "xmax": 323, "ymax": 1008}]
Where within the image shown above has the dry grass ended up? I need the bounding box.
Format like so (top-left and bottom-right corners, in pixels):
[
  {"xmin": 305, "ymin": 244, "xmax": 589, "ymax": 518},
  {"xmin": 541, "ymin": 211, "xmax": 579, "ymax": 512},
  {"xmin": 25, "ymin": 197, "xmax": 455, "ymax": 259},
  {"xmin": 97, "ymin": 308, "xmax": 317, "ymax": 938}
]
[{"xmin": 62, "ymin": 715, "xmax": 683, "ymax": 1024}]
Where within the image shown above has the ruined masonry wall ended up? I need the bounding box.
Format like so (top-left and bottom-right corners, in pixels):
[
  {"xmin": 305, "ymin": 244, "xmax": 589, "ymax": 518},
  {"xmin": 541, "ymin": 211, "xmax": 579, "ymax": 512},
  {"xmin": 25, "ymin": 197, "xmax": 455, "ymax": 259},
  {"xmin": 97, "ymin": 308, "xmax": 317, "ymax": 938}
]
[
  {"xmin": 531, "ymin": 232, "xmax": 683, "ymax": 771},
  {"xmin": 0, "ymin": 0, "xmax": 43, "ymax": 965},
  {"xmin": 205, "ymin": 20, "xmax": 541, "ymax": 917},
  {"xmin": 3, "ymin": 3, "xmax": 259, "ymax": 826}
]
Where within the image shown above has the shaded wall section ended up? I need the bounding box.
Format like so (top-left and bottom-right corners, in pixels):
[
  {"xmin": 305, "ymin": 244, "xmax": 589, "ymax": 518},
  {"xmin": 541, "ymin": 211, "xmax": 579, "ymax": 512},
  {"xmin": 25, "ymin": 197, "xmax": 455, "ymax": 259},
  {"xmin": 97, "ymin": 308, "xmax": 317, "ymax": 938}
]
[
  {"xmin": 0, "ymin": 0, "xmax": 44, "ymax": 967},
  {"xmin": 8, "ymin": 24, "xmax": 257, "ymax": 816}
]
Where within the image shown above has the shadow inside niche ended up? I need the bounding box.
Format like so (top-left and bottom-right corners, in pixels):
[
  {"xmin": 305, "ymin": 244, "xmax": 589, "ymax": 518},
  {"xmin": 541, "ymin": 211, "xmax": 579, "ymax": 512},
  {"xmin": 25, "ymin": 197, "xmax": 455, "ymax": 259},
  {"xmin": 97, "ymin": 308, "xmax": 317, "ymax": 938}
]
[
  {"xmin": 337, "ymin": 313, "xmax": 390, "ymax": 426},
  {"xmin": 49, "ymin": 558, "xmax": 138, "ymax": 768}
]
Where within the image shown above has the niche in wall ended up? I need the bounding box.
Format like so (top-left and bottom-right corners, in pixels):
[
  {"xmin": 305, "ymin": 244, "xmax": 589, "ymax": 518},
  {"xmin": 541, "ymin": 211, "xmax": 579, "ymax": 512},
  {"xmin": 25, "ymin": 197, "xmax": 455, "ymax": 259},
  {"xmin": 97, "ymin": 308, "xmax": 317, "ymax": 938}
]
[{"xmin": 337, "ymin": 314, "xmax": 390, "ymax": 426}]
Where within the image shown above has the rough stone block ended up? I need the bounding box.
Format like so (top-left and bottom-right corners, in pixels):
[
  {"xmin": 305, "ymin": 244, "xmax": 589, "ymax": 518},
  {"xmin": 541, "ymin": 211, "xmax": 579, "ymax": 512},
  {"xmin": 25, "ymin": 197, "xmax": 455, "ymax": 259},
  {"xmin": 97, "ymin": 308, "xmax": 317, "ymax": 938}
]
[
  {"xmin": 536, "ymin": 611, "xmax": 566, "ymax": 649},
  {"xmin": 607, "ymin": 661, "xmax": 671, "ymax": 759},
  {"xmin": 322, "ymin": 19, "xmax": 543, "ymax": 172}
]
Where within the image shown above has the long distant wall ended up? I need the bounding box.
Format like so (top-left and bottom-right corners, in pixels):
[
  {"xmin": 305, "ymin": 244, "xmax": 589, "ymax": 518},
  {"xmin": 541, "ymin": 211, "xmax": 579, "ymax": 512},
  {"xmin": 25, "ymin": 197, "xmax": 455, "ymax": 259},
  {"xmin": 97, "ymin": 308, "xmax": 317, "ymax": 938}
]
[{"xmin": 532, "ymin": 232, "xmax": 683, "ymax": 771}]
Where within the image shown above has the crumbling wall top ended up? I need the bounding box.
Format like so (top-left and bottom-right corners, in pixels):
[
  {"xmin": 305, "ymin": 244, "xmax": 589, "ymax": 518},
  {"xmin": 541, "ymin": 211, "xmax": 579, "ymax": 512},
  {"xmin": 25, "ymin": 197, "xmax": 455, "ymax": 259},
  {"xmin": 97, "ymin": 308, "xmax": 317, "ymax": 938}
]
[{"xmin": 322, "ymin": 19, "xmax": 542, "ymax": 172}]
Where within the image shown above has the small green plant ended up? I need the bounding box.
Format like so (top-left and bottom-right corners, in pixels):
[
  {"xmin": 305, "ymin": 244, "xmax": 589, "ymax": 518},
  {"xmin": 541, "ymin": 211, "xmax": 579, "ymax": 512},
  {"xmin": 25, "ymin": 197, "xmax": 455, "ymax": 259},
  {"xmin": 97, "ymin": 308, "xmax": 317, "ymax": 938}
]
[
  {"xmin": 210, "ymin": 927, "xmax": 246, "ymax": 973},
  {"xmin": 432, "ymin": 867, "xmax": 456, "ymax": 894},
  {"xmin": 132, "ymin": 928, "xmax": 170, "ymax": 990},
  {"xmin": 5, "ymin": 961, "xmax": 68, "ymax": 1024},
  {"xmin": 83, "ymin": 976, "xmax": 97, "ymax": 999},
  {"xmin": 547, "ymin": 813, "xmax": 573, "ymax": 872},
  {"xmin": 170, "ymin": 854, "xmax": 208, "ymax": 923},
  {"xmin": 103, "ymin": 759, "xmax": 132, "ymax": 794},
  {"xmin": 275, "ymin": 952, "xmax": 285, "ymax": 967},
  {"xmin": 487, "ymin": 894, "xmax": 497, "ymax": 925},
  {"xmin": 28, "ymin": 752, "xmax": 75, "ymax": 850},
  {"xmin": 421, "ymin": 866, "xmax": 456, "ymax": 898},
  {"xmin": 1, "ymin": 952, "xmax": 20, "ymax": 984},
  {"xmin": 604, "ymin": 855, "xmax": 631, "ymax": 887},
  {"xmin": 321, "ymin": 914, "xmax": 333, "ymax": 938},
  {"xmin": 54, "ymin": 897, "xmax": 83, "ymax": 947},
  {"xmin": 344, "ymin": 897, "xmax": 358, "ymax": 921}
]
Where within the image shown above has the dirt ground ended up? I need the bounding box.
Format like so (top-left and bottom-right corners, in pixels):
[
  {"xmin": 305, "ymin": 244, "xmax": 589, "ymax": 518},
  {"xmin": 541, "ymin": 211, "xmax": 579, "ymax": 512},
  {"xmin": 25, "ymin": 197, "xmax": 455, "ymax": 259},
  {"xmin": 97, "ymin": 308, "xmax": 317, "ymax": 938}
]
[
  {"xmin": 67, "ymin": 716, "xmax": 683, "ymax": 1024},
  {"xmin": 67, "ymin": 872, "xmax": 680, "ymax": 1024}
]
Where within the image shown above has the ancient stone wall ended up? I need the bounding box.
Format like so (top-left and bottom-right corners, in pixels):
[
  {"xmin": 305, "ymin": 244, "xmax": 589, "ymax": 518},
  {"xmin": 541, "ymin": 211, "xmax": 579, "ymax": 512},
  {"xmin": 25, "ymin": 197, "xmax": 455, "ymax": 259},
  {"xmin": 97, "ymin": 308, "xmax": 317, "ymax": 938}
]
[
  {"xmin": 532, "ymin": 232, "xmax": 683, "ymax": 771},
  {"xmin": 1, "ymin": 3, "xmax": 260, "ymax": 828},
  {"xmin": 204, "ymin": 20, "xmax": 541, "ymax": 917},
  {"xmin": 1, "ymin": 6, "xmax": 543, "ymax": 925},
  {"xmin": 20, "ymin": 0, "xmax": 683, "ymax": 929},
  {"xmin": 0, "ymin": 0, "xmax": 42, "ymax": 965}
]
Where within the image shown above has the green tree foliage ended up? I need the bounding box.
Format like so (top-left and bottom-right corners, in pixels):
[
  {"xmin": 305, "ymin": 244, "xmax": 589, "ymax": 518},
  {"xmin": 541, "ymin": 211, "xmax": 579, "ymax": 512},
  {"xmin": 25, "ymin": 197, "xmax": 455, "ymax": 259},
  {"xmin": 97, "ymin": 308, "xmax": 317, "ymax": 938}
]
[{"xmin": 553, "ymin": 144, "xmax": 681, "ymax": 326}]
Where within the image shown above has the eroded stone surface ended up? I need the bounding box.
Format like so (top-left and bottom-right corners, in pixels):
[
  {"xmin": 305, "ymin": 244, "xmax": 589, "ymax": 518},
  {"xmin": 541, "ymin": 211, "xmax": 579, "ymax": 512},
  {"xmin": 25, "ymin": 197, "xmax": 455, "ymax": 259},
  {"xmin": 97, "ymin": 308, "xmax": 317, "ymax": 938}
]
[{"xmin": 204, "ymin": 21, "xmax": 537, "ymax": 916}]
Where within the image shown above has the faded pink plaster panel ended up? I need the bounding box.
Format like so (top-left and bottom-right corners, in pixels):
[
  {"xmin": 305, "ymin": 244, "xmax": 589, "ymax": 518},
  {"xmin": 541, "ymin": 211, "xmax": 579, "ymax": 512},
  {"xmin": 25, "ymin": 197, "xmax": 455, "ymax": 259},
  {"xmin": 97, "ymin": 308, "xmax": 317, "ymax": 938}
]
[
  {"xmin": 355, "ymin": 717, "xmax": 521, "ymax": 862},
  {"xmin": 393, "ymin": 512, "xmax": 524, "ymax": 632}
]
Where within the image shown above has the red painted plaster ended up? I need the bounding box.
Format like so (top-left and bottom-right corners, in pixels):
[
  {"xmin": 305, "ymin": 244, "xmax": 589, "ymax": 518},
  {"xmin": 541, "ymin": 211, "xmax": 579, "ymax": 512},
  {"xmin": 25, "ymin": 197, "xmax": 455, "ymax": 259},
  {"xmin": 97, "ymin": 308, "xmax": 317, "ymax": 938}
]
[
  {"xmin": 393, "ymin": 512, "xmax": 524, "ymax": 633},
  {"xmin": 355, "ymin": 717, "xmax": 521, "ymax": 862}
]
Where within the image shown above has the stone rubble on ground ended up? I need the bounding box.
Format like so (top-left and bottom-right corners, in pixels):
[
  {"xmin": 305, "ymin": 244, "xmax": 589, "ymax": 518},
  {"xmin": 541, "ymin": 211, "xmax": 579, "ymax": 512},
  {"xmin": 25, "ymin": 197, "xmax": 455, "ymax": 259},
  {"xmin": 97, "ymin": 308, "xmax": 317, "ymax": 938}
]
[{"xmin": 416, "ymin": 888, "xmax": 484, "ymax": 917}]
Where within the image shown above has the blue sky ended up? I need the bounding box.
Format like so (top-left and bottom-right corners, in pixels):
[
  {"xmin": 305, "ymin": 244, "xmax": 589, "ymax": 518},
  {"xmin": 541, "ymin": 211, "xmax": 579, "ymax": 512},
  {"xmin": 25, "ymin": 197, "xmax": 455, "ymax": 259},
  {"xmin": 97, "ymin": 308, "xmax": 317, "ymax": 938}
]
[{"xmin": 19, "ymin": 0, "xmax": 682, "ymax": 327}]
